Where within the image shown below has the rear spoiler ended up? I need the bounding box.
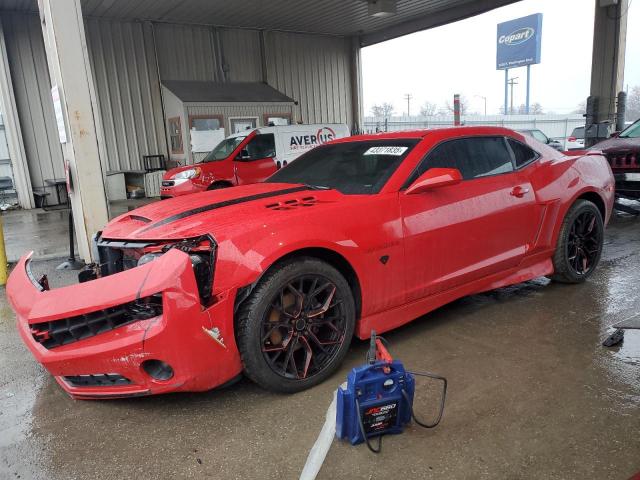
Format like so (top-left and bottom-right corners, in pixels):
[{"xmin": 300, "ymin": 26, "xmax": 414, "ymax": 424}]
[{"xmin": 562, "ymin": 149, "xmax": 603, "ymax": 157}]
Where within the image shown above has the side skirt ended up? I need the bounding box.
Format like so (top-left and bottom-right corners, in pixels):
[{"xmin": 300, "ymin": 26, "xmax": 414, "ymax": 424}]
[{"xmin": 356, "ymin": 256, "xmax": 553, "ymax": 339}]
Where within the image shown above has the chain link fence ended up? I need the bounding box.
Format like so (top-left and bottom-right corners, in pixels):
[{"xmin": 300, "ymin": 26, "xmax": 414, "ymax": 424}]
[{"xmin": 363, "ymin": 114, "xmax": 585, "ymax": 148}]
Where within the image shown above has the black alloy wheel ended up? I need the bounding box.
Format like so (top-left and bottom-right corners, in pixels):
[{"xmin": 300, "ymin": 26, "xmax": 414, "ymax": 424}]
[
  {"xmin": 551, "ymin": 199, "xmax": 604, "ymax": 283},
  {"xmin": 566, "ymin": 210, "xmax": 602, "ymax": 275},
  {"xmin": 261, "ymin": 275, "xmax": 348, "ymax": 380},
  {"xmin": 236, "ymin": 257, "xmax": 355, "ymax": 393}
]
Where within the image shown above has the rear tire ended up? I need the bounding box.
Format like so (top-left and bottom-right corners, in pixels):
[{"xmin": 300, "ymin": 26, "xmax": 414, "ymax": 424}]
[
  {"xmin": 551, "ymin": 199, "xmax": 604, "ymax": 283},
  {"xmin": 236, "ymin": 257, "xmax": 355, "ymax": 393}
]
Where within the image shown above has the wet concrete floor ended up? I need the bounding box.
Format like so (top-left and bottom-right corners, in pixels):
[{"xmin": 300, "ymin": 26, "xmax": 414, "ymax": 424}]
[
  {"xmin": 2, "ymin": 199, "xmax": 156, "ymax": 263},
  {"xmin": 1, "ymin": 214, "xmax": 639, "ymax": 479}
]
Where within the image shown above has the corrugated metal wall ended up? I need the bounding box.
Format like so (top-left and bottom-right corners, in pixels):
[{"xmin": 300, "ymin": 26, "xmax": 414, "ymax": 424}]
[
  {"xmin": 219, "ymin": 28, "xmax": 262, "ymax": 82},
  {"xmin": 264, "ymin": 31, "xmax": 353, "ymax": 126},
  {"xmin": 1, "ymin": 12, "xmax": 64, "ymax": 198},
  {"xmin": 84, "ymin": 19, "xmax": 167, "ymax": 172},
  {"xmin": 153, "ymin": 24, "xmax": 353, "ymax": 125},
  {"xmin": 153, "ymin": 22, "xmax": 222, "ymax": 82},
  {"xmin": 0, "ymin": 122, "xmax": 16, "ymax": 199},
  {"xmin": 2, "ymin": 14, "xmax": 355, "ymax": 206}
]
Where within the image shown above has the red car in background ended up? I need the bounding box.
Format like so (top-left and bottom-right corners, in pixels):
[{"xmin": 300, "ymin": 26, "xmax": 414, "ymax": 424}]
[
  {"xmin": 7, "ymin": 127, "xmax": 614, "ymax": 399},
  {"xmin": 590, "ymin": 117, "xmax": 640, "ymax": 200}
]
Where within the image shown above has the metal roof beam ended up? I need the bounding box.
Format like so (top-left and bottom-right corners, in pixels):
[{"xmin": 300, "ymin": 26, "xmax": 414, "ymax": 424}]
[{"xmin": 360, "ymin": 0, "xmax": 522, "ymax": 46}]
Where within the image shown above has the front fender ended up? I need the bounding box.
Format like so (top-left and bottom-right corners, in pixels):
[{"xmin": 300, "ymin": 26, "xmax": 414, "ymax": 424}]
[{"xmin": 216, "ymin": 225, "xmax": 366, "ymax": 294}]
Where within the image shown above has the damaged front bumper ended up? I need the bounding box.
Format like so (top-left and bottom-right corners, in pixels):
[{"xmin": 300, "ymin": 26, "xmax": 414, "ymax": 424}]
[{"xmin": 6, "ymin": 250, "xmax": 242, "ymax": 399}]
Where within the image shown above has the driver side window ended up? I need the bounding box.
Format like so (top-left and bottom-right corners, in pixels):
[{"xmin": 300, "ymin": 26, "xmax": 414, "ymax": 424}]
[
  {"xmin": 406, "ymin": 136, "xmax": 514, "ymax": 186},
  {"xmin": 240, "ymin": 134, "xmax": 276, "ymax": 161}
]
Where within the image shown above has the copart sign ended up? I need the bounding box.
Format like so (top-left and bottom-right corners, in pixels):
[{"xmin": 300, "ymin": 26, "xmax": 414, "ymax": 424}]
[{"xmin": 496, "ymin": 13, "xmax": 542, "ymax": 70}]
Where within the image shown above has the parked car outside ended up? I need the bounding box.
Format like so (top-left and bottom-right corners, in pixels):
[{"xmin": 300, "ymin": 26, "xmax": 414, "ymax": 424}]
[
  {"xmin": 7, "ymin": 127, "xmax": 614, "ymax": 399},
  {"xmin": 517, "ymin": 128, "xmax": 564, "ymax": 151},
  {"xmin": 591, "ymin": 117, "xmax": 640, "ymax": 199},
  {"xmin": 566, "ymin": 126, "xmax": 585, "ymax": 150}
]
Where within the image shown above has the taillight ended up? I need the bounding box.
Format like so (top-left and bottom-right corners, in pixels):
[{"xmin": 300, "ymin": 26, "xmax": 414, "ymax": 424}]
[{"xmin": 568, "ymin": 136, "xmax": 576, "ymax": 142}]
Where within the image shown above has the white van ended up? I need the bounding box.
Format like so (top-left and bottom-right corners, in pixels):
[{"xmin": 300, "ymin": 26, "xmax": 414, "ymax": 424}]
[{"xmin": 161, "ymin": 123, "xmax": 350, "ymax": 197}]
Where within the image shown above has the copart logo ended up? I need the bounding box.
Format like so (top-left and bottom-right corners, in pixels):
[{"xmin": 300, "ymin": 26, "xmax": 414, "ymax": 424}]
[{"xmin": 499, "ymin": 27, "xmax": 534, "ymax": 46}]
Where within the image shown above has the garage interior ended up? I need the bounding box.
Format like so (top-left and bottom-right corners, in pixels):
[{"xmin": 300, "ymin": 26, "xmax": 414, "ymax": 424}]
[{"xmin": 0, "ymin": 1, "xmax": 638, "ymax": 479}]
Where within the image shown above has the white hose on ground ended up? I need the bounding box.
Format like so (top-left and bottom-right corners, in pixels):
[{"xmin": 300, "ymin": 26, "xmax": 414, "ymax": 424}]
[{"xmin": 299, "ymin": 389, "xmax": 338, "ymax": 480}]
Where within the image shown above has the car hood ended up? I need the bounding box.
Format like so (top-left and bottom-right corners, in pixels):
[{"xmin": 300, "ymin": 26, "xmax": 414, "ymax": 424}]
[
  {"xmin": 591, "ymin": 136, "xmax": 640, "ymax": 153},
  {"xmin": 102, "ymin": 183, "xmax": 343, "ymax": 241}
]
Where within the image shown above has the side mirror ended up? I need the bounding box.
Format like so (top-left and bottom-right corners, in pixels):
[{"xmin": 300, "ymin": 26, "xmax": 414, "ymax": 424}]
[
  {"xmin": 405, "ymin": 168, "xmax": 462, "ymax": 195},
  {"xmin": 610, "ymin": 131, "xmax": 620, "ymax": 138},
  {"xmin": 236, "ymin": 149, "xmax": 251, "ymax": 161}
]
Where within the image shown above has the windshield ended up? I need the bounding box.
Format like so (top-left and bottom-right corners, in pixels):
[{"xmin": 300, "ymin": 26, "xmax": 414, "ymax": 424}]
[
  {"xmin": 266, "ymin": 140, "xmax": 419, "ymax": 194},
  {"xmin": 200, "ymin": 136, "xmax": 246, "ymax": 162},
  {"xmin": 619, "ymin": 119, "xmax": 640, "ymax": 138},
  {"xmin": 571, "ymin": 127, "xmax": 585, "ymax": 139}
]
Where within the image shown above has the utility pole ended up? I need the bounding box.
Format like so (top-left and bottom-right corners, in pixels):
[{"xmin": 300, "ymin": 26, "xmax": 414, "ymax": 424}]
[
  {"xmin": 403, "ymin": 93, "xmax": 413, "ymax": 117},
  {"xmin": 508, "ymin": 77, "xmax": 519, "ymax": 114},
  {"xmin": 475, "ymin": 95, "xmax": 487, "ymax": 116}
]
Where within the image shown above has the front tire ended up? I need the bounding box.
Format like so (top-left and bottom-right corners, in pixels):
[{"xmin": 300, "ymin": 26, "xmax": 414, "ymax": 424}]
[
  {"xmin": 551, "ymin": 199, "xmax": 604, "ymax": 283},
  {"xmin": 236, "ymin": 257, "xmax": 355, "ymax": 393}
]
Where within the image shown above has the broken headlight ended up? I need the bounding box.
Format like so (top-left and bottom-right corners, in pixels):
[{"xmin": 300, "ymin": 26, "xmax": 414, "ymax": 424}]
[{"xmin": 90, "ymin": 235, "xmax": 217, "ymax": 305}]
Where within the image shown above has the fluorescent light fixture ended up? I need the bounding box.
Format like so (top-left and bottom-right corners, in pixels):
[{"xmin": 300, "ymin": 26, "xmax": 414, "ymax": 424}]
[{"xmin": 368, "ymin": 0, "xmax": 397, "ymax": 17}]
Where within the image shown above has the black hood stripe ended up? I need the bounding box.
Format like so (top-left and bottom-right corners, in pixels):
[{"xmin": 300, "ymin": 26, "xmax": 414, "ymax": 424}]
[{"xmin": 140, "ymin": 186, "xmax": 311, "ymax": 233}]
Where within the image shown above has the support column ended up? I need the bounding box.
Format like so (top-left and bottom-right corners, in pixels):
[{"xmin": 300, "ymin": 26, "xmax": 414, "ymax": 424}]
[
  {"xmin": 349, "ymin": 36, "xmax": 364, "ymax": 134},
  {"xmin": 504, "ymin": 69, "xmax": 508, "ymax": 115},
  {"xmin": 525, "ymin": 65, "xmax": 531, "ymax": 114},
  {"xmin": 589, "ymin": 0, "xmax": 628, "ymax": 126},
  {"xmin": 37, "ymin": 0, "xmax": 109, "ymax": 262},
  {"xmin": 0, "ymin": 20, "xmax": 34, "ymax": 209}
]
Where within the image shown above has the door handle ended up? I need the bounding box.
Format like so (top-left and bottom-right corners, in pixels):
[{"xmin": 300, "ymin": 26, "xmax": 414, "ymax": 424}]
[{"xmin": 510, "ymin": 186, "xmax": 530, "ymax": 198}]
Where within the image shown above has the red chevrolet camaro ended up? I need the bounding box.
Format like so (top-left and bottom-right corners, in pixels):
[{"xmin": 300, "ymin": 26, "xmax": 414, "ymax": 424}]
[{"xmin": 8, "ymin": 127, "xmax": 614, "ymax": 399}]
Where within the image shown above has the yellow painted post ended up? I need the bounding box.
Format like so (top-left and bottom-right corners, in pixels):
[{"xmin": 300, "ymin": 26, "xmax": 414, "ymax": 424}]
[{"xmin": 0, "ymin": 214, "xmax": 7, "ymax": 286}]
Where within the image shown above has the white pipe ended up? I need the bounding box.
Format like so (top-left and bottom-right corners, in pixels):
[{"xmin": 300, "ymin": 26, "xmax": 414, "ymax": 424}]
[{"xmin": 299, "ymin": 390, "xmax": 338, "ymax": 480}]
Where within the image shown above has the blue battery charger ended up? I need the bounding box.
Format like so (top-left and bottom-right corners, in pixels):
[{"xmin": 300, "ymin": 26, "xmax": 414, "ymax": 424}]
[
  {"xmin": 335, "ymin": 333, "xmax": 447, "ymax": 453},
  {"xmin": 336, "ymin": 359, "xmax": 415, "ymax": 446}
]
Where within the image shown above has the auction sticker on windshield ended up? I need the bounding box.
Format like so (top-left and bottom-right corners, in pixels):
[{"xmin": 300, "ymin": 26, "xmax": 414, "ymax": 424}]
[{"xmin": 364, "ymin": 146, "xmax": 408, "ymax": 156}]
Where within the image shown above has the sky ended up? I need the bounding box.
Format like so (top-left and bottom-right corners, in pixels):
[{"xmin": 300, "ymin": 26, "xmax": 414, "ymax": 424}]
[{"xmin": 362, "ymin": 0, "xmax": 640, "ymax": 116}]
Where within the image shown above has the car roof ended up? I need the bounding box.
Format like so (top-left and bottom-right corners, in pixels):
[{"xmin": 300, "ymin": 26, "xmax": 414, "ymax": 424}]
[{"xmin": 332, "ymin": 126, "xmax": 523, "ymax": 143}]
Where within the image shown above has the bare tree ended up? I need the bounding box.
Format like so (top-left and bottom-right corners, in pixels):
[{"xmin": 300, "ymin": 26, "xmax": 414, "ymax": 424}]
[
  {"xmin": 371, "ymin": 105, "xmax": 383, "ymax": 117},
  {"xmin": 381, "ymin": 102, "xmax": 395, "ymax": 118},
  {"xmin": 371, "ymin": 103, "xmax": 395, "ymax": 118},
  {"xmin": 626, "ymin": 85, "xmax": 640, "ymax": 121},
  {"xmin": 531, "ymin": 103, "xmax": 544, "ymax": 114},
  {"xmin": 571, "ymin": 100, "xmax": 586, "ymax": 115},
  {"xmin": 419, "ymin": 101, "xmax": 437, "ymax": 117},
  {"xmin": 515, "ymin": 103, "xmax": 543, "ymax": 114}
]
